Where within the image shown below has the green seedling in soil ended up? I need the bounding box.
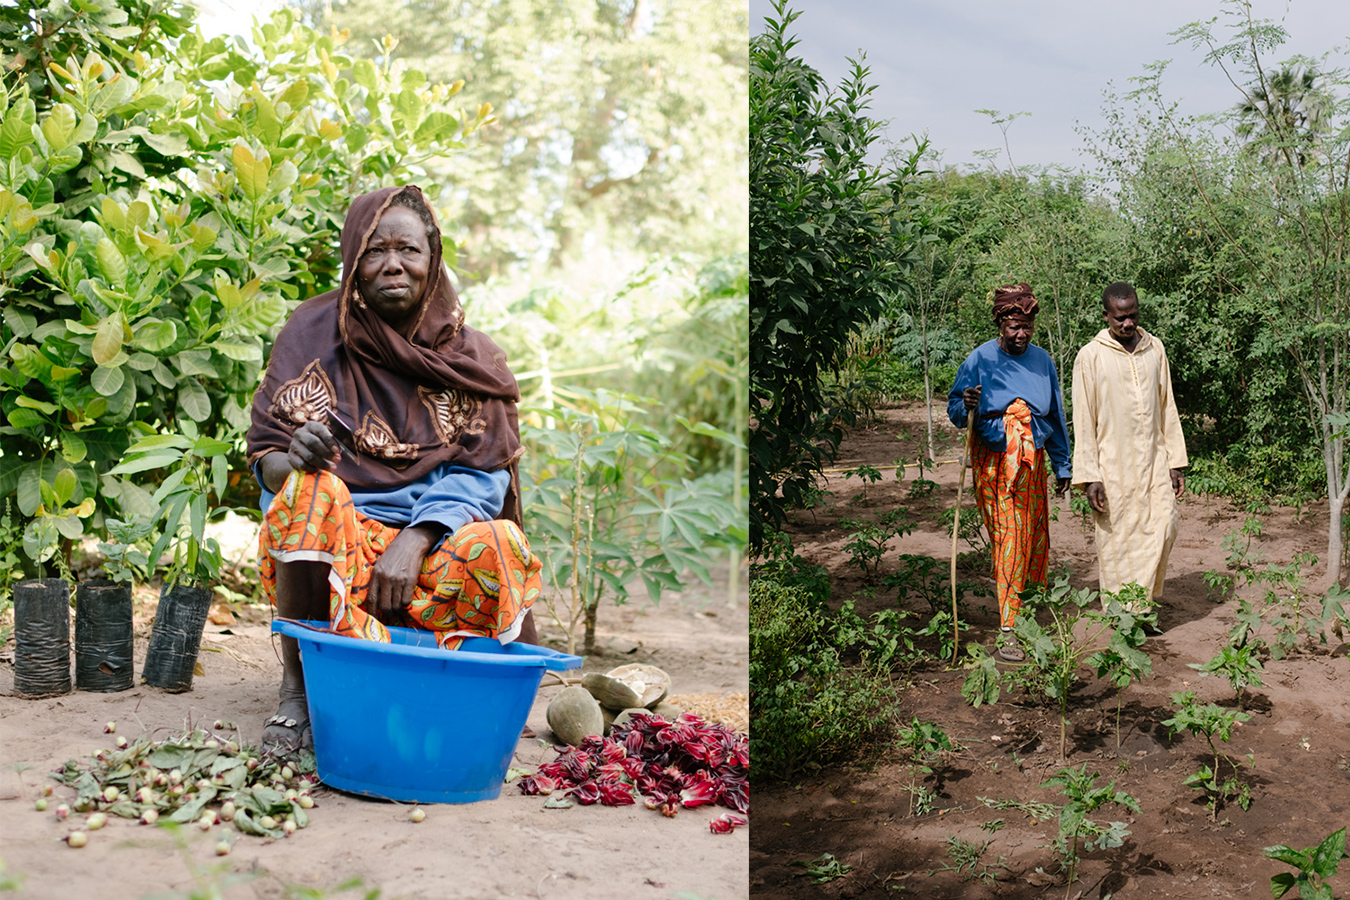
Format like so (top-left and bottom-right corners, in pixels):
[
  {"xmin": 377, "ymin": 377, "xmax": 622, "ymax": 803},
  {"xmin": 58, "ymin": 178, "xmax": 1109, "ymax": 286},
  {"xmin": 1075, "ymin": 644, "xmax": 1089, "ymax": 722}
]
[
  {"xmin": 1265, "ymin": 826, "xmax": 1350, "ymax": 900},
  {"xmin": 963, "ymin": 577, "xmax": 1153, "ymax": 760},
  {"xmin": 1189, "ymin": 645, "xmax": 1265, "ymax": 707},
  {"xmin": 842, "ymin": 464, "xmax": 884, "ymax": 504},
  {"xmin": 1224, "ymin": 517, "xmax": 1266, "ymax": 572},
  {"xmin": 1040, "ymin": 764, "xmax": 1139, "ymax": 898},
  {"xmin": 1228, "ymin": 552, "xmax": 1350, "ymax": 659},
  {"xmin": 939, "ymin": 505, "xmax": 988, "ymax": 553},
  {"xmin": 896, "ymin": 718, "xmax": 954, "ymax": 817},
  {"xmin": 1163, "ymin": 690, "xmax": 1254, "ymax": 821},
  {"xmin": 883, "ymin": 554, "xmax": 993, "ymax": 616},
  {"xmin": 1203, "ymin": 568, "xmax": 1236, "ymax": 602},
  {"xmin": 1087, "ymin": 584, "xmax": 1155, "ymax": 751},
  {"xmin": 1069, "ymin": 493, "xmax": 1093, "ymax": 534},
  {"xmin": 791, "ymin": 853, "xmax": 852, "ymax": 884},
  {"xmin": 839, "ymin": 510, "xmax": 913, "ymax": 582},
  {"xmin": 933, "ymin": 832, "xmax": 1008, "ymax": 885}
]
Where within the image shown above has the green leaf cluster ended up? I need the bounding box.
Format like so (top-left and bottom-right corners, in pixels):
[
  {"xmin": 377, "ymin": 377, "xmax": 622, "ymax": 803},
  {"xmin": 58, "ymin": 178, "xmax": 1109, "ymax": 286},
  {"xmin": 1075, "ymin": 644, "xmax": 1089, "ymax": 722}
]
[{"xmin": 0, "ymin": 1, "xmax": 487, "ymax": 581}]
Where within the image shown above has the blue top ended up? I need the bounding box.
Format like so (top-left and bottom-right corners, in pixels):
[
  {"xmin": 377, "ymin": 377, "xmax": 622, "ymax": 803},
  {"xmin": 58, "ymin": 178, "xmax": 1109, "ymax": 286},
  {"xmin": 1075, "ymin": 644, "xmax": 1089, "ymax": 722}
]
[
  {"xmin": 946, "ymin": 339, "xmax": 1071, "ymax": 480},
  {"xmin": 254, "ymin": 462, "xmax": 510, "ymax": 536}
]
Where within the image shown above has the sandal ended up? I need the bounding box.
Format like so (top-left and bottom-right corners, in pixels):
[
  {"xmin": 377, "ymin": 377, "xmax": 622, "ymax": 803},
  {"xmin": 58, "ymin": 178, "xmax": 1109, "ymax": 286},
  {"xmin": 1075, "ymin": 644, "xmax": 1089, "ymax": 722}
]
[
  {"xmin": 261, "ymin": 693, "xmax": 313, "ymax": 757},
  {"xmin": 995, "ymin": 632, "xmax": 1026, "ymax": 664}
]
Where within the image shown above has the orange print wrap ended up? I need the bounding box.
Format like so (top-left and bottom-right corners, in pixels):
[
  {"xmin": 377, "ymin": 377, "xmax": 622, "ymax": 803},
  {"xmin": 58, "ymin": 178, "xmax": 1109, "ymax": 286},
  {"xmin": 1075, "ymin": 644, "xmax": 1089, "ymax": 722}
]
[
  {"xmin": 973, "ymin": 399, "xmax": 1050, "ymax": 629},
  {"xmin": 258, "ymin": 470, "xmax": 540, "ymax": 648}
]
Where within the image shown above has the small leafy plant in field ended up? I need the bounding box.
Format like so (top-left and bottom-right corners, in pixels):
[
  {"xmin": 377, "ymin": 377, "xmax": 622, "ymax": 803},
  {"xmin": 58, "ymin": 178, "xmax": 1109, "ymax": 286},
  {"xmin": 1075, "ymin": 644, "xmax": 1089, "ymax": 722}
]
[
  {"xmin": 883, "ymin": 554, "xmax": 994, "ymax": 616},
  {"xmin": 839, "ymin": 510, "xmax": 913, "ymax": 582},
  {"xmin": 895, "ymin": 718, "xmax": 955, "ymax": 817},
  {"xmin": 1189, "ymin": 645, "xmax": 1265, "ymax": 707},
  {"xmin": 1203, "ymin": 568, "xmax": 1236, "ymax": 602},
  {"xmin": 1041, "ymin": 765, "xmax": 1139, "ymax": 897},
  {"xmin": 961, "ymin": 577, "xmax": 1153, "ymax": 760},
  {"xmin": 1228, "ymin": 550, "xmax": 1350, "ymax": 659},
  {"xmin": 791, "ymin": 853, "xmax": 851, "ymax": 884},
  {"xmin": 1163, "ymin": 690, "xmax": 1254, "ymax": 821},
  {"xmin": 841, "ymin": 463, "xmax": 884, "ymax": 503},
  {"xmin": 1265, "ymin": 826, "xmax": 1350, "ymax": 900}
]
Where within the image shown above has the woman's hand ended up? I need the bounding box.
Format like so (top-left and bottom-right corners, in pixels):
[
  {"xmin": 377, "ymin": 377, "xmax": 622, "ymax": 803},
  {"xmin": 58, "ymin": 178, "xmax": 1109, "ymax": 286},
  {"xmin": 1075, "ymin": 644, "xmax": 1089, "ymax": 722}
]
[
  {"xmin": 962, "ymin": 385, "xmax": 982, "ymax": 410},
  {"xmin": 366, "ymin": 524, "xmax": 443, "ymax": 616},
  {"xmin": 287, "ymin": 420, "xmax": 341, "ymax": 474}
]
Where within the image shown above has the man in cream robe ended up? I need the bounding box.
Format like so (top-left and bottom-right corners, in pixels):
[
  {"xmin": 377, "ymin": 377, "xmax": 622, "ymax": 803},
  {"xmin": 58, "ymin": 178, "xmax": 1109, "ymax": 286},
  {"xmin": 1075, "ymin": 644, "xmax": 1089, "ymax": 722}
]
[{"xmin": 1072, "ymin": 282, "xmax": 1188, "ymax": 608}]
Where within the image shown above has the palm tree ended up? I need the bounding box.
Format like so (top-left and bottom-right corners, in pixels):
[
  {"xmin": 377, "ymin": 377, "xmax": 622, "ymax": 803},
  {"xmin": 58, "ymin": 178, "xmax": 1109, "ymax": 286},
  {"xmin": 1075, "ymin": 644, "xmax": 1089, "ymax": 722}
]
[{"xmin": 1234, "ymin": 65, "xmax": 1330, "ymax": 168}]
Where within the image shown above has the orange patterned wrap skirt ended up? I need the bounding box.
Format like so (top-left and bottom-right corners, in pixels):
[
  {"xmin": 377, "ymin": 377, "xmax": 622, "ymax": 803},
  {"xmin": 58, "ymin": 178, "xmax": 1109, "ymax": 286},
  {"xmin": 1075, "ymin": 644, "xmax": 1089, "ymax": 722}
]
[
  {"xmin": 258, "ymin": 469, "xmax": 541, "ymax": 648},
  {"xmin": 971, "ymin": 399, "xmax": 1050, "ymax": 629}
]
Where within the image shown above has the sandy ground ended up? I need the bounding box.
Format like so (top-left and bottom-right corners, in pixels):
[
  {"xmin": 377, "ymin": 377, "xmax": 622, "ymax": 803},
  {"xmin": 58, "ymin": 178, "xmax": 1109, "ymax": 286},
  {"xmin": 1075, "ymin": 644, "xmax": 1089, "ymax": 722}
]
[
  {"xmin": 752, "ymin": 403, "xmax": 1350, "ymax": 899},
  {"xmin": 0, "ymin": 532, "xmax": 749, "ymax": 900}
]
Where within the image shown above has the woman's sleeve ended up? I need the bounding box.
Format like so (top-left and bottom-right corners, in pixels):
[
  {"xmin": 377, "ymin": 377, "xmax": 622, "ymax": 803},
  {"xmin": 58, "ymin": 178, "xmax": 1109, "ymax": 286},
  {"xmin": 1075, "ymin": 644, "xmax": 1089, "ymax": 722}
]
[
  {"xmin": 408, "ymin": 467, "xmax": 512, "ymax": 536},
  {"xmin": 947, "ymin": 351, "xmax": 978, "ymax": 427}
]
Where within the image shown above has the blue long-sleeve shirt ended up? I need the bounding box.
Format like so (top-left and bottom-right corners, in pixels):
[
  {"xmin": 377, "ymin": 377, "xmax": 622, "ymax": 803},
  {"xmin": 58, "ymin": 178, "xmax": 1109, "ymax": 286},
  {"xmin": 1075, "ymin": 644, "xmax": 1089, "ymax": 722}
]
[
  {"xmin": 254, "ymin": 461, "xmax": 510, "ymax": 536},
  {"xmin": 947, "ymin": 339, "xmax": 1071, "ymax": 480}
]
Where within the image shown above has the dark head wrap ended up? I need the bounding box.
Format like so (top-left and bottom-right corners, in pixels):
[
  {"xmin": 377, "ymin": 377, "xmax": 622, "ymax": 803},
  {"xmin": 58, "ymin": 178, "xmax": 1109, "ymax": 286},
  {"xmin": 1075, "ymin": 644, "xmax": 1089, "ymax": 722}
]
[
  {"xmin": 992, "ymin": 282, "xmax": 1039, "ymax": 322},
  {"xmin": 247, "ymin": 185, "xmax": 525, "ymax": 525}
]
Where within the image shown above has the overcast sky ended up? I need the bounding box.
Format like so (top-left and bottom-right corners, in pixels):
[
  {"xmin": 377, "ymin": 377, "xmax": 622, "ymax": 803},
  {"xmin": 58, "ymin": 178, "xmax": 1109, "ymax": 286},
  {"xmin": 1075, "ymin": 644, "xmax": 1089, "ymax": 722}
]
[{"xmin": 749, "ymin": 0, "xmax": 1350, "ymax": 172}]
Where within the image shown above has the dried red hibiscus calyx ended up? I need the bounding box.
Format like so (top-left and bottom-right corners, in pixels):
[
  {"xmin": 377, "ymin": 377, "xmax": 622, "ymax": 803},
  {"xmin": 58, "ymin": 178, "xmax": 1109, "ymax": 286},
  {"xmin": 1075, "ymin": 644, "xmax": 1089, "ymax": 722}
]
[{"xmin": 521, "ymin": 712, "xmax": 748, "ymax": 830}]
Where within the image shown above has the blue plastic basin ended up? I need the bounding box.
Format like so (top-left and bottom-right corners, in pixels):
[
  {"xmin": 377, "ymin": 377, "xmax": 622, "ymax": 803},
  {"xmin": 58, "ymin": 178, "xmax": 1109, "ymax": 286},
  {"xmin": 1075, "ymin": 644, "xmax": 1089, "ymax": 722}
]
[{"xmin": 272, "ymin": 619, "xmax": 582, "ymax": 803}]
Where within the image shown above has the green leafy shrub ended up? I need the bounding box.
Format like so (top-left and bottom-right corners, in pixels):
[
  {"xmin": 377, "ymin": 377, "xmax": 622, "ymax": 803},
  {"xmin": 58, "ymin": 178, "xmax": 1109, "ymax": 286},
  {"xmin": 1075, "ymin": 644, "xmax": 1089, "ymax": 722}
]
[
  {"xmin": 522, "ymin": 388, "xmax": 742, "ymax": 655},
  {"xmin": 0, "ymin": 2, "xmax": 490, "ymax": 580},
  {"xmin": 1041, "ymin": 765, "xmax": 1140, "ymax": 893},
  {"xmin": 750, "ymin": 574, "xmax": 896, "ymax": 782}
]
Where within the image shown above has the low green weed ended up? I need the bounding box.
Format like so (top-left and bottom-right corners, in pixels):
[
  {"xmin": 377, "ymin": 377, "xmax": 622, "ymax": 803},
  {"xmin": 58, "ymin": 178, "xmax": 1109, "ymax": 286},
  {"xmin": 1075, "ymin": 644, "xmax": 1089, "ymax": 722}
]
[
  {"xmin": 1265, "ymin": 826, "xmax": 1350, "ymax": 900},
  {"xmin": 1163, "ymin": 690, "xmax": 1253, "ymax": 821},
  {"xmin": 842, "ymin": 463, "xmax": 884, "ymax": 504},
  {"xmin": 791, "ymin": 853, "xmax": 852, "ymax": 884},
  {"xmin": 934, "ymin": 827, "xmax": 1009, "ymax": 885},
  {"xmin": 1041, "ymin": 765, "xmax": 1139, "ymax": 898},
  {"xmin": 750, "ymin": 575, "xmax": 897, "ymax": 781}
]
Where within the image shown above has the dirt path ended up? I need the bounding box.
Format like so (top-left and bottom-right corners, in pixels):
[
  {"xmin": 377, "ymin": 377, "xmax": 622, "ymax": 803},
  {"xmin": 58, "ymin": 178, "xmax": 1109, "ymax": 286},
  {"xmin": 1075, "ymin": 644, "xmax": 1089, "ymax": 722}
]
[
  {"xmin": 0, "ymin": 557, "xmax": 749, "ymax": 900},
  {"xmin": 752, "ymin": 403, "xmax": 1350, "ymax": 899}
]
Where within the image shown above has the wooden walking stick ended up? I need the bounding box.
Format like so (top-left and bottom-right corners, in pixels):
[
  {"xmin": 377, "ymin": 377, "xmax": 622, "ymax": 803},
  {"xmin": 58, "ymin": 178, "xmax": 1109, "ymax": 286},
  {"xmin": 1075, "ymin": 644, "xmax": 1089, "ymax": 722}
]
[{"xmin": 950, "ymin": 407, "xmax": 975, "ymax": 665}]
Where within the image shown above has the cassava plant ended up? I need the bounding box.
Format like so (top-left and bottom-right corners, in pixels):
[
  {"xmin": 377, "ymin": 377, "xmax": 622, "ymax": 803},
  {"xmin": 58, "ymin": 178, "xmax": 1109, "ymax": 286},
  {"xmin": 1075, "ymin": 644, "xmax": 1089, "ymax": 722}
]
[{"xmin": 522, "ymin": 388, "xmax": 742, "ymax": 654}]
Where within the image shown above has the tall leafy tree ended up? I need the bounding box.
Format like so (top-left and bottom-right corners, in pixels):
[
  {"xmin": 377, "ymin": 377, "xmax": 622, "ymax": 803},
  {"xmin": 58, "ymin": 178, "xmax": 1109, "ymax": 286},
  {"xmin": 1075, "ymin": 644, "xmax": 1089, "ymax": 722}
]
[
  {"xmin": 748, "ymin": 0, "xmax": 924, "ymax": 549},
  {"xmin": 300, "ymin": 0, "xmax": 749, "ymax": 280},
  {"xmin": 1107, "ymin": 0, "xmax": 1350, "ymax": 582}
]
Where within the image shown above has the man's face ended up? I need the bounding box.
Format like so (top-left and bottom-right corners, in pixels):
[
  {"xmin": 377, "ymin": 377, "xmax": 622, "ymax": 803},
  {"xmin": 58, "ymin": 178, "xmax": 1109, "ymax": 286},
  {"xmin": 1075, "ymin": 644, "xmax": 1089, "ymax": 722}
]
[
  {"xmin": 1104, "ymin": 295, "xmax": 1140, "ymax": 344},
  {"xmin": 998, "ymin": 315, "xmax": 1033, "ymax": 354}
]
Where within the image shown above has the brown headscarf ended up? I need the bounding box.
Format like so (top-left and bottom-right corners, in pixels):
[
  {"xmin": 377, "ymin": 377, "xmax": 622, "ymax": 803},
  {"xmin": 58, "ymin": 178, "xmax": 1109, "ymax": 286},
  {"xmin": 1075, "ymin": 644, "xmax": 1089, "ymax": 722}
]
[
  {"xmin": 246, "ymin": 186, "xmax": 525, "ymax": 525},
  {"xmin": 992, "ymin": 282, "xmax": 1039, "ymax": 322}
]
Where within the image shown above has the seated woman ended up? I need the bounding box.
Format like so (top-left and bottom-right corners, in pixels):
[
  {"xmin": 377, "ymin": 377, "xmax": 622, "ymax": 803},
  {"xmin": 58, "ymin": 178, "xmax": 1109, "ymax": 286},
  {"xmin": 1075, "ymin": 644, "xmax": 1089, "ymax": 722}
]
[
  {"xmin": 947, "ymin": 282, "xmax": 1071, "ymax": 662},
  {"xmin": 246, "ymin": 185, "xmax": 540, "ymax": 755}
]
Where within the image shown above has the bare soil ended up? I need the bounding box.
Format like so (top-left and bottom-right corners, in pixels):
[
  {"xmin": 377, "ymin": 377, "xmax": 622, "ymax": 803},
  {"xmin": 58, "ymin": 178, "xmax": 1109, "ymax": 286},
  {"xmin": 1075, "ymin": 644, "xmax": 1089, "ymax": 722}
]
[
  {"xmin": 751, "ymin": 403, "xmax": 1350, "ymax": 899},
  {"xmin": 0, "ymin": 549, "xmax": 749, "ymax": 900}
]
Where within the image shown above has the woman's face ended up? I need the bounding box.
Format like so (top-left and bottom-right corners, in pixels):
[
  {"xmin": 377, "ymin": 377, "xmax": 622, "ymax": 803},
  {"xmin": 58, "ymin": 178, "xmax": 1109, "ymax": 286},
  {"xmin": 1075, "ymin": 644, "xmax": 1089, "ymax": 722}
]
[
  {"xmin": 997, "ymin": 314, "xmax": 1034, "ymax": 355},
  {"xmin": 356, "ymin": 206, "xmax": 432, "ymax": 335}
]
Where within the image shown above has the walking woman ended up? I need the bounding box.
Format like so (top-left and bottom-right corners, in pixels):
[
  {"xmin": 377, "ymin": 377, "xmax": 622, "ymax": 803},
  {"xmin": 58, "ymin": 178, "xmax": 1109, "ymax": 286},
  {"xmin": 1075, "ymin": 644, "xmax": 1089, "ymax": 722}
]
[{"xmin": 947, "ymin": 283, "xmax": 1071, "ymax": 661}]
